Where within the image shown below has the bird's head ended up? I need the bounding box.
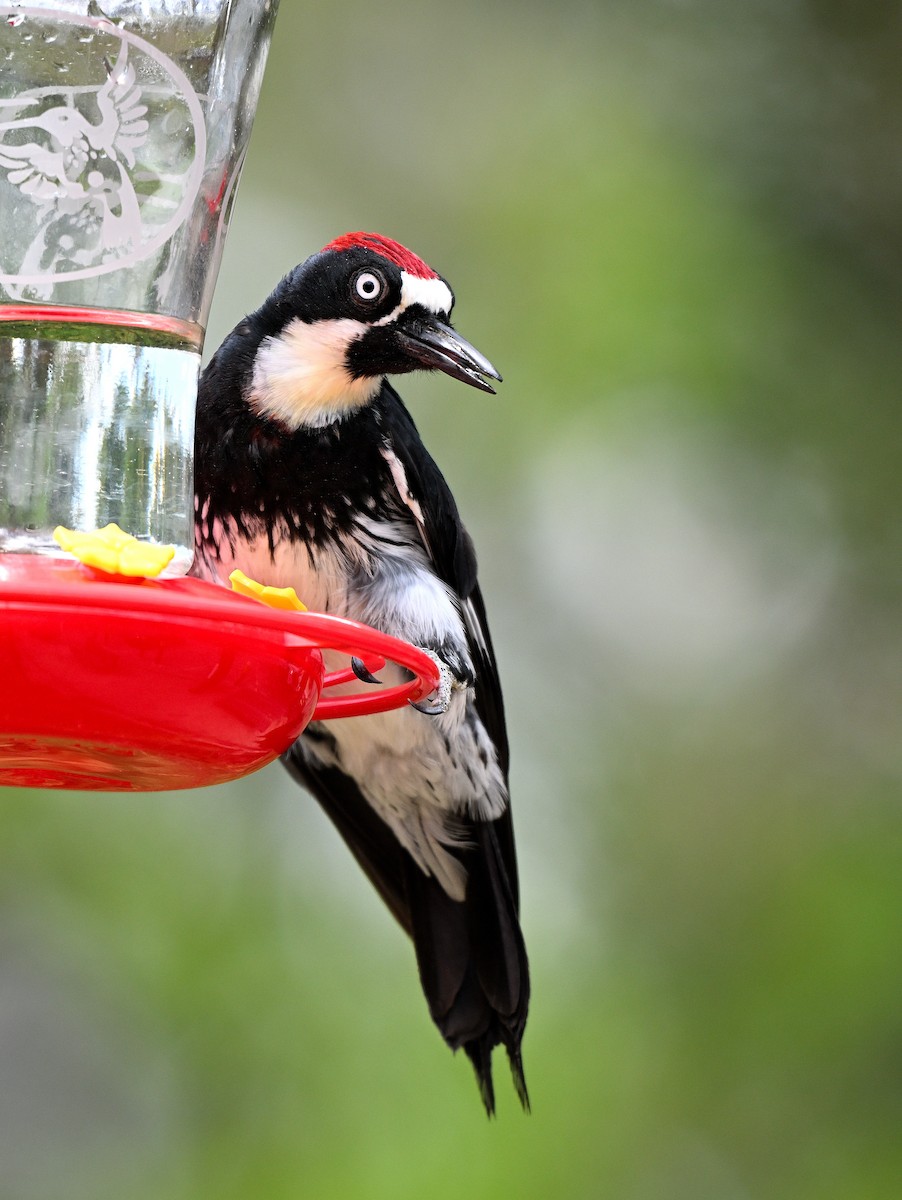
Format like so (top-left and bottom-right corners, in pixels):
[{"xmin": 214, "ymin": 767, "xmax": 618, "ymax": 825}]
[{"xmin": 247, "ymin": 232, "xmax": 501, "ymax": 429}]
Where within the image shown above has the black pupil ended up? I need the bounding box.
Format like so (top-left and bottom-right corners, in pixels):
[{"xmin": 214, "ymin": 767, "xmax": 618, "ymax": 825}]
[{"xmin": 361, "ymin": 277, "xmax": 376, "ymax": 294}]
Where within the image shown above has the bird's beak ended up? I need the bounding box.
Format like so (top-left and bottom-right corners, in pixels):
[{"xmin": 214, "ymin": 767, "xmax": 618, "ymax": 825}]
[{"xmin": 394, "ymin": 313, "xmax": 502, "ymax": 394}]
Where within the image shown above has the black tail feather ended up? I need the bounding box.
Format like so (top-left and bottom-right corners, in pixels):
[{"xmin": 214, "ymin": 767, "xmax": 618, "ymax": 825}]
[
  {"xmin": 507, "ymin": 1045, "xmax": 530, "ymax": 1113},
  {"xmin": 402, "ymin": 818, "xmax": 530, "ymax": 1114},
  {"xmin": 464, "ymin": 1037, "xmax": 497, "ymax": 1117}
]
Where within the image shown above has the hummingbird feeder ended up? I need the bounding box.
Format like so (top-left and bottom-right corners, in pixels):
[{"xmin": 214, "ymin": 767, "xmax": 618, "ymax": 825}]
[{"xmin": 0, "ymin": 1, "xmax": 440, "ymax": 791}]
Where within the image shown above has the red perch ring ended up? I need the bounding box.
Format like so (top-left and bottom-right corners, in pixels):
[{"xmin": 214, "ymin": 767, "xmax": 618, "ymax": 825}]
[{"xmin": 0, "ymin": 556, "xmax": 441, "ymax": 792}]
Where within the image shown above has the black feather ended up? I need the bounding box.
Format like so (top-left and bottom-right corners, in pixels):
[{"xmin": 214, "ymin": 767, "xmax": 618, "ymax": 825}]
[{"xmin": 379, "ymin": 384, "xmax": 480, "ymax": 599}]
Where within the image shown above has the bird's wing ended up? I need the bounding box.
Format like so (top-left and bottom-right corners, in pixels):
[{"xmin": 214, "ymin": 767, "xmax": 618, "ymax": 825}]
[
  {"xmin": 378, "ymin": 381, "xmax": 511, "ymax": 779},
  {"xmin": 375, "ymin": 382, "xmax": 528, "ymax": 1109},
  {"xmin": 0, "ymin": 143, "xmax": 71, "ymax": 199},
  {"xmin": 287, "ymin": 381, "xmax": 528, "ymax": 1111},
  {"xmin": 97, "ymin": 47, "xmax": 148, "ymax": 167}
]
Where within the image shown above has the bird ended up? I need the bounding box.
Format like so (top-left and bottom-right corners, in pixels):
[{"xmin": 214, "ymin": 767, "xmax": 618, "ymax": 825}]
[
  {"xmin": 192, "ymin": 232, "xmax": 529, "ymax": 1114},
  {"xmin": 0, "ymin": 40, "xmax": 148, "ymax": 290}
]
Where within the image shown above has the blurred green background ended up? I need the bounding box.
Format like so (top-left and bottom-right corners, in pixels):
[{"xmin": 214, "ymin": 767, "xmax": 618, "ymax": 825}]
[{"xmin": 3, "ymin": 1, "xmax": 902, "ymax": 1197}]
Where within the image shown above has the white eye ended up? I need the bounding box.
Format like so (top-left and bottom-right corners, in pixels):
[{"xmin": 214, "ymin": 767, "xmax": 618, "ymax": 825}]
[{"xmin": 353, "ymin": 269, "xmax": 385, "ymax": 304}]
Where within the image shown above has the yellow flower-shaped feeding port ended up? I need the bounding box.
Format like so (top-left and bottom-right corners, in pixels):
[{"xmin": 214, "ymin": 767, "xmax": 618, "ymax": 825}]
[
  {"xmin": 229, "ymin": 569, "xmax": 307, "ymax": 612},
  {"xmin": 53, "ymin": 523, "xmax": 176, "ymax": 578}
]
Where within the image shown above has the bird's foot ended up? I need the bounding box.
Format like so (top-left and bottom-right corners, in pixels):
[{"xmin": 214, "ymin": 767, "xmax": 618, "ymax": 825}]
[
  {"xmin": 350, "ymin": 656, "xmax": 383, "ymax": 685},
  {"xmin": 409, "ymin": 649, "xmax": 466, "ymax": 716}
]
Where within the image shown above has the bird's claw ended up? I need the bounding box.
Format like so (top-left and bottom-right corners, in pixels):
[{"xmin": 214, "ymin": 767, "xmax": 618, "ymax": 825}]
[
  {"xmin": 351, "ymin": 656, "xmax": 383, "ymax": 685},
  {"xmin": 409, "ymin": 650, "xmax": 464, "ymax": 716}
]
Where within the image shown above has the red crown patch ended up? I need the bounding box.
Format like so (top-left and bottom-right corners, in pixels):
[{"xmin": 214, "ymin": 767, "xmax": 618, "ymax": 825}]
[{"xmin": 323, "ymin": 232, "xmax": 438, "ymax": 280}]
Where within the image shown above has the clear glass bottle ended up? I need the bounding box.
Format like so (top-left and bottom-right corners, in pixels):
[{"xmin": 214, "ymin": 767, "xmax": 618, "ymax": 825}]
[{"xmin": 0, "ymin": 1, "xmax": 279, "ymax": 573}]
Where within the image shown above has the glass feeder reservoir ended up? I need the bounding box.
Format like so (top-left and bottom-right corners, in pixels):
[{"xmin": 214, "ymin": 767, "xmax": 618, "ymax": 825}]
[
  {"xmin": 0, "ymin": 0, "xmax": 280, "ymax": 568},
  {"xmin": 0, "ymin": 2, "xmax": 440, "ymax": 791}
]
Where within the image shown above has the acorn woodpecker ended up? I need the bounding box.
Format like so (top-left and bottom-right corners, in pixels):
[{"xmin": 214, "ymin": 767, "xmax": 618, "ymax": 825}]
[{"xmin": 193, "ymin": 233, "xmax": 529, "ymax": 1114}]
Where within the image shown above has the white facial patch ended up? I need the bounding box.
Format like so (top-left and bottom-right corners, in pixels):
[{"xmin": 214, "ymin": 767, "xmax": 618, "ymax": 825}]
[
  {"xmin": 250, "ymin": 316, "xmax": 381, "ymax": 430},
  {"xmin": 375, "ymin": 271, "xmax": 454, "ymax": 326},
  {"xmin": 248, "ymin": 271, "xmax": 454, "ymax": 431}
]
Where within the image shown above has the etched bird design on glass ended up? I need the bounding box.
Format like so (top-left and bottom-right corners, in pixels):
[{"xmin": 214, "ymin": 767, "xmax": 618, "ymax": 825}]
[{"xmin": 0, "ymin": 40, "xmax": 149, "ymax": 287}]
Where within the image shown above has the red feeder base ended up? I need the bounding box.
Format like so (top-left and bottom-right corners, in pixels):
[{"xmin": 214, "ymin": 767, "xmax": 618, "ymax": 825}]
[{"xmin": 0, "ymin": 556, "xmax": 441, "ymax": 791}]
